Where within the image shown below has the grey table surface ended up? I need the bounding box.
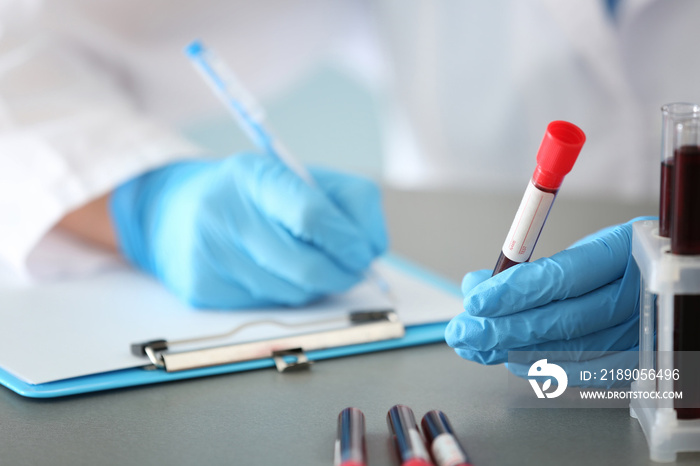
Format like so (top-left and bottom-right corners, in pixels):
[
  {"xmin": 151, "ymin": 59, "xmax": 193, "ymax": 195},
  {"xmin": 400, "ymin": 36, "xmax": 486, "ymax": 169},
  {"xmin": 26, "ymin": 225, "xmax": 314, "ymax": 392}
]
[{"xmin": 2, "ymin": 188, "xmax": 699, "ymax": 466}]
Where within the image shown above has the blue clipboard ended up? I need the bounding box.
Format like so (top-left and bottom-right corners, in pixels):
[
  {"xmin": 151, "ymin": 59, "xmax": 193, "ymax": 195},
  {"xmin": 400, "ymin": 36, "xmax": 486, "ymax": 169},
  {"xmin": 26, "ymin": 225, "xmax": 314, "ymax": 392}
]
[{"xmin": 0, "ymin": 255, "xmax": 460, "ymax": 398}]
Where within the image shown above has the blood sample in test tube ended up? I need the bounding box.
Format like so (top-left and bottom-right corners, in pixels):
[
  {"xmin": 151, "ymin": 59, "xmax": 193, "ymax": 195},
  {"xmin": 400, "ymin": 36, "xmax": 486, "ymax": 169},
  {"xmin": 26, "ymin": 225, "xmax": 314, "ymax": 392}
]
[
  {"xmin": 658, "ymin": 104, "xmax": 685, "ymax": 238},
  {"xmin": 421, "ymin": 410, "xmax": 473, "ymax": 466},
  {"xmin": 669, "ymin": 109, "xmax": 700, "ymax": 419},
  {"xmin": 335, "ymin": 407, "xmax": 367, "ymax": 466},
  {"xmin": 492, "ymin": 121, "xmax": 586, "ymax": 276},
  {"xmin": 387, "ymin": 405, "xmax": 435, "ymax": 466}
]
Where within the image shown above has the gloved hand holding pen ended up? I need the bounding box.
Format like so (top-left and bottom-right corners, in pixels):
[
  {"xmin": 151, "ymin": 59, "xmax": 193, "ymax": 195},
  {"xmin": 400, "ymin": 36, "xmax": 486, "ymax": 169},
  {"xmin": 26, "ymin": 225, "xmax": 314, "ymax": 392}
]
[
  {"xmin": 109, "ymin": 153, "xmax": 388, "ymax": 308},
  {"xmin": 445, "ymin": 218, "xmax": 654, "ymax": 386}
]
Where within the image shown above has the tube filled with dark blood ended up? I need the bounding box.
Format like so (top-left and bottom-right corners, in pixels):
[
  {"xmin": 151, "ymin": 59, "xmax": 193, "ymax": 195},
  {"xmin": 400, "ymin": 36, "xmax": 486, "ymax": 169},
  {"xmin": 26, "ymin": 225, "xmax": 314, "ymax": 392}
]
[
  {"xmin": 659, "ymin": 104, "xmax": 685, "ymax": 237},
  {"xmin": 669, "ymin": 110, "xmax": 700, "ymax": 419}
]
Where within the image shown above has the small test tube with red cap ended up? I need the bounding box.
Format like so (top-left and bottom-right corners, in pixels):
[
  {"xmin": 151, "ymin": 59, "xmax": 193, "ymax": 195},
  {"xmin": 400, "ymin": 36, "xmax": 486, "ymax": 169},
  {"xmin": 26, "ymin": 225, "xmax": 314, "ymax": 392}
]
[
  {"xmin": 387, "ymin": 405, "xmax": 435, "ymax": 466},
  {"xmin": 492, "ymin": 121, "xmax": 586, "ymax": 275},
  {"xmin": 421, "ymin": 410, "xmax": 473, "ymax": 466},
  {"xmin": 335, "ymin": 407, "xmax": 368, "ymax": 466}
]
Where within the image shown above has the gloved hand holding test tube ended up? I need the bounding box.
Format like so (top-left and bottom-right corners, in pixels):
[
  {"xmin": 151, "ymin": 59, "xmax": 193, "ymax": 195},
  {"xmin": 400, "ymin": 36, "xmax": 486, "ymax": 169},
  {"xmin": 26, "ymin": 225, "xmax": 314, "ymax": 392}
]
[
  {"xmin": 184, "ymin": 40, "xmax": 392, "ymax": 298},
  {"xmin": 445, "ymin": 122, "xmax": 650, "ymax": 388}
]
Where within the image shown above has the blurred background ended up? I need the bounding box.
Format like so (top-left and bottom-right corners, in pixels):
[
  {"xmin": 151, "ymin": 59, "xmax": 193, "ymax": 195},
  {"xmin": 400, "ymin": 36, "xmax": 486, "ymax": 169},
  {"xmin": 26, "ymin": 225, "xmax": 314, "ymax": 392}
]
[{"xmin": 182, "ymin": 62, "xmax": 655, "ymax": 284}]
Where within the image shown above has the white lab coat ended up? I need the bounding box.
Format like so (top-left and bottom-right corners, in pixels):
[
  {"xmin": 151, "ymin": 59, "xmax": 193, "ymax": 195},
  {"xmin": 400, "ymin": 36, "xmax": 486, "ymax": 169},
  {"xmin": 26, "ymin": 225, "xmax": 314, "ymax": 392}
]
[
  {"xmin": 0, "ymin": 0, "xmax": 358, "ymax": 276},
  {"xmin": 1, "ymin": 0, "xmax": 697, "ymax": 276}
]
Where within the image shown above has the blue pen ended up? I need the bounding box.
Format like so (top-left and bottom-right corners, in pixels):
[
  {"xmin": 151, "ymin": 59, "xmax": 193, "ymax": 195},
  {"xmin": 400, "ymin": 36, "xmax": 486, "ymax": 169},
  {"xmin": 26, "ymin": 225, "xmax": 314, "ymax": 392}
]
[
  {"xmin": 184, "ymin": 40, "xmax": 313, "ymax": 185},
  {"xmin": 184, "ymin": 40, "xmax": 392, "ymax": 298}
]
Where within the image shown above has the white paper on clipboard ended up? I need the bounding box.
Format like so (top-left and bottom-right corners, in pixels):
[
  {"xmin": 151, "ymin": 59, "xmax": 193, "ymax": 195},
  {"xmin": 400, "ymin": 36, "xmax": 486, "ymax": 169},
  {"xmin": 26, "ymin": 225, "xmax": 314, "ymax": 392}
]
[{"xmin": 0, "ymin": 258, "xmax": 461, "ymax": 385}]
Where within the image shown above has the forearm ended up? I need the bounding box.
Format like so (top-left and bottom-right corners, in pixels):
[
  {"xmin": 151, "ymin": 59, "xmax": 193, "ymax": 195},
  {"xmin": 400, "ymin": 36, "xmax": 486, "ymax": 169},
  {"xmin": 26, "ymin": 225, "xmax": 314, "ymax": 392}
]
[{"xmin": 57, "ymin": 193, "xmax": 118, "ymax": 251}]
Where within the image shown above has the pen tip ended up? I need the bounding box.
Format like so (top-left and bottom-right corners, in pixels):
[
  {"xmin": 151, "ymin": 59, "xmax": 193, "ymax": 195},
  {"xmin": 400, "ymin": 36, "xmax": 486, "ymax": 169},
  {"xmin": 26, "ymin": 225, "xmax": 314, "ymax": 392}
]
[{"xmin": 184, "ymin": 40, "xmax": 204, "ymax": 57}]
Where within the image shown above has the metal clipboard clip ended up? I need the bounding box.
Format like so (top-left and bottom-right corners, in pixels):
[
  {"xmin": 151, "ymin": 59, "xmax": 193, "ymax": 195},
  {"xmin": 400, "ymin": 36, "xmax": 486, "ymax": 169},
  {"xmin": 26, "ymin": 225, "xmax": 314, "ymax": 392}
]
[{"xmin": 131, "ymin": 309, "xmax": 404, "ymax": 373}]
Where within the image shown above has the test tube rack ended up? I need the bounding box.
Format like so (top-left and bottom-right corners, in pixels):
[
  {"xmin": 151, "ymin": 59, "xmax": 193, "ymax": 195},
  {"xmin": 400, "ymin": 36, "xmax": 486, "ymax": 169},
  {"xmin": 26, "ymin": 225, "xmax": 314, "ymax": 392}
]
[{"xmin": 630, "ymin": 219, "xmax": 700, "ymax": 462}]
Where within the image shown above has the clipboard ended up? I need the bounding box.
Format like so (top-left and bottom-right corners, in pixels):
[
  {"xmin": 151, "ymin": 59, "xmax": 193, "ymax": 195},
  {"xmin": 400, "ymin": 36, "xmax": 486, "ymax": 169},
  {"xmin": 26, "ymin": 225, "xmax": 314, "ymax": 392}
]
[{"xmin": 0, "ymin": 254, "xmax": 461, "ymax": 398}]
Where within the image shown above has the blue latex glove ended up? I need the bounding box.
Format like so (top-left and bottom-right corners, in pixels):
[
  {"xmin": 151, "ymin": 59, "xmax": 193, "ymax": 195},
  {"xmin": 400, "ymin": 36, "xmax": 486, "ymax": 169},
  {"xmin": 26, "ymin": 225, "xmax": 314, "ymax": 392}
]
[
  {"xmin": 445, "ymin": 218, "xmax": 654, "ymax": 372},
  {"xmin": 110, "ymin": 153, "xmax": 388, "ymax": 308}
]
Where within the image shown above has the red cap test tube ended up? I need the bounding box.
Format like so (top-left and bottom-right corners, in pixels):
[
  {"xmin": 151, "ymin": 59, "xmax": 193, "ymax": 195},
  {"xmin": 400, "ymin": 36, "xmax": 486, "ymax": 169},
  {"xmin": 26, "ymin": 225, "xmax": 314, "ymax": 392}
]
[
  {"xmin": 335, "ymin": 407, "xmax": 368, "ymax": 466},
  {"xmin": 421, "ymin": 411, "xmax": 472, "ymax": 466},
  {"xmin": 387, "ymin": 405, "xmax": 435, "ymax": 466},
  {"xmin": 492, "ymin": 121, "xmax": 586, "ymax": 275}
]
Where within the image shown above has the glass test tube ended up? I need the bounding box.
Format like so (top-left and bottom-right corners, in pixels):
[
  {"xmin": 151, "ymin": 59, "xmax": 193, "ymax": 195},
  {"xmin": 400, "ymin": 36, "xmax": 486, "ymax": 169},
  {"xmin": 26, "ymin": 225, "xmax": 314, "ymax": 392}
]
[
  {"xmin": 492, "ymin": 121, "xmax": 586, "ymax": 275},
  {"xmin": 387, "ymin": 405, "xmax": 434, "ymax": 466},
  {"xmin": 335, "ymin": 407, "xmax": 367, "ymax": 466},
  {"xmin": 420, "ymin": 411, "xmax": 472, "ymax": 466},
  {"xmin": 669, "ymin": 106, "xmax": 700, "ymax": 419},
  {"xmin": 658, "ymin": 104, "xmax": 693, "ymax": 237}
]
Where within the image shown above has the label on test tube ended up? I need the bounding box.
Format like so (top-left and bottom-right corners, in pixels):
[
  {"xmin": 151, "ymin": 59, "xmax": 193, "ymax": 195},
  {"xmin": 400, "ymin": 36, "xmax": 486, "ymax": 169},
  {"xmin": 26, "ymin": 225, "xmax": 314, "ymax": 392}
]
[
  {"xmin": 431, "ymin": 434, "xmax": 469, "ymax": 466},
  {"xmin": 500, "ymin": 180, "xmax": 555, "ymax": 263},
  {"xmin": 409, "ymin": 428, "xmax": 431, "ymax": 461},
  {"xmin": 421, "ymin": 410, "xmax": 471, "ymax": 466}
]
